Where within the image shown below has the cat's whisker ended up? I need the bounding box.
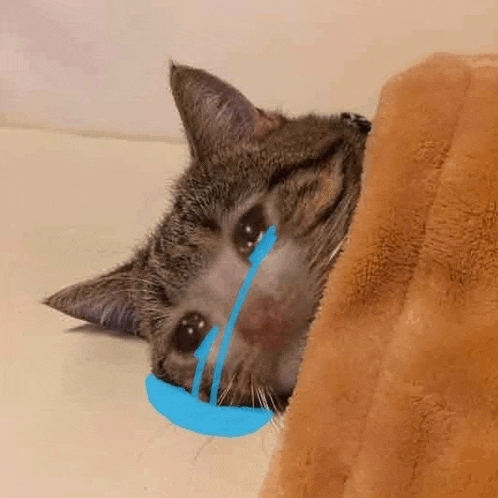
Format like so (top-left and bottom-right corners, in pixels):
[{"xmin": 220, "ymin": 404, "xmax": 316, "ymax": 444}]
[
  {"xmin": 307, "ymin": 237, "xmax": 329, "ymax": 271},
  {"xmin": 267, "ymin": 390, "xmax": 278, "ymax": 413},
  {"xmin": 256, "ymin": 387, "xmax": 263, "ymax": 406},
  {"xmin": 309, "ymin": 225, "xmax": 343, "ymax": 270},
  {"xmin": 250, "ymin": 373, "xmax": 255, "ymax": 409},
  {"xmin": 327, "ymin": 238, "xmax": 345, "ymax": 266},
  {"xmin": 258, "ymin": 387, "xmax": 269, "ymax": 411},
  {"xmin": 263, "ymin": 392, "xmax": 270, "ymax": 412},
  {"xmin": 264, "ymin": 384, "xmax": 278, "ymax": 413},
  {"xmin": 218, "ymin": 373, "xmax": 236, "ymax": 405},
  {"xmin": 217, "ymin": 384, "xmax": 231, "ymax": 405},
  {"xmin": 238, "ymin": 350, "xmax": 258, "ymax": 405},
  {"xmin": 271, "ymin": 415, "xmax": 282, "ymax": 430}
]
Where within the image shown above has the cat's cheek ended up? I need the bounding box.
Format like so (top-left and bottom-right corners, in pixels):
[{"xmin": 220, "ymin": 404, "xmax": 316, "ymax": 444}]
[{"xmin": 273, "ymin": 336, "xmax": 306, "ymax": 395}]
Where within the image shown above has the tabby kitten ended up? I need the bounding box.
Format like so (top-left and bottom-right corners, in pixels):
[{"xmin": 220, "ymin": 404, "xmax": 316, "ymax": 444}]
[{"xmin": 44, "ymin": 63, "xmax": 370, "ymax": 413}]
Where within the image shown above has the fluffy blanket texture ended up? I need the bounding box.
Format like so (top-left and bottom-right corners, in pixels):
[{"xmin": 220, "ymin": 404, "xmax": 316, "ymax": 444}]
[{"xmin": 260, "ymin": 53, "xmax": 498, "ymax": 497}]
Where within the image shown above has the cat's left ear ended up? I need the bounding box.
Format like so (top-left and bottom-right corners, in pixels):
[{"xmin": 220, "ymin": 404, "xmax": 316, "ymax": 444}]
[
  {"xmin": 170, "ymin": 62, "xmax": 282, "ymax": 160},
  {"xmin": 43, "ymin": 261, "xmax": 139, "ymax": 335}
]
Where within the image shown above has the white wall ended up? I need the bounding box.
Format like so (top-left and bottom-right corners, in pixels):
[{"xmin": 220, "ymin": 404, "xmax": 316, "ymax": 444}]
[{"xmin": 1, "ymin": 0, "xmax": 497, "ymax": 139}]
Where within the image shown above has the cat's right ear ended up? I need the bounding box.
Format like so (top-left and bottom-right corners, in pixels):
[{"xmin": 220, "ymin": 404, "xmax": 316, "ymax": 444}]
[
  {"xmin": 169, "ymin": 62, "xmax": 282, "ymax": 160},
  {"xmin": 43, "ymin": 261, "xmax": 139, "ymax": 335}
]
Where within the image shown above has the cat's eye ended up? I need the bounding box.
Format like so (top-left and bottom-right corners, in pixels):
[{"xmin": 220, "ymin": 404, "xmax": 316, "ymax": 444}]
[
  {"xmin": 232, "ymin": 205, "xmax": 268, "ymax": 258},
  {"xmin": 172, "ymin": 312, "xmax": 210, "ymax": 354}
]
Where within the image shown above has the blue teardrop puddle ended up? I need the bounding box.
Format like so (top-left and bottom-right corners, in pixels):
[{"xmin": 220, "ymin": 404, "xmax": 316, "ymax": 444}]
[
  {"xmin": 145, "ymin": 374, "xmax": 273, "ymax": 438},
  {"xmin": 144, "ymin": 225, "xmax": 277, "ymax": 438}
]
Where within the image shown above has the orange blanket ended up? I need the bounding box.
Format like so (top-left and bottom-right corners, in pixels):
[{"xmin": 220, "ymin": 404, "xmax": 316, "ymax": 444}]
[{"xmin": 260, "ymin": 53, "xmax": 498, "ymax": 497}]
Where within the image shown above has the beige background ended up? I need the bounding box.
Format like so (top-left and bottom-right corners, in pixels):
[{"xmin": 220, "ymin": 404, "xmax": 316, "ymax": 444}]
[
  {"xmin": 1, "ymin": 1, "xmax": 498, "ymax": 497},
  {"xmin": 2, "ymin": 0, "xmax": 497, "ymax": 137}
]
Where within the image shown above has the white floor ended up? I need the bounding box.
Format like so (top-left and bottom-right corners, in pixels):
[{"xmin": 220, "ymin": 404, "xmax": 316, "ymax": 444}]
[{"xmin": 1, "ymin": 127, "xmax": 279, "ymax": 497}]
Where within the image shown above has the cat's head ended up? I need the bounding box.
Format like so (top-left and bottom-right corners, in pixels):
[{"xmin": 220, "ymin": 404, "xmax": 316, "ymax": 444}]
[{"xmin": 44, "ymin": 63, "xmax": 370, "ymax": 413}]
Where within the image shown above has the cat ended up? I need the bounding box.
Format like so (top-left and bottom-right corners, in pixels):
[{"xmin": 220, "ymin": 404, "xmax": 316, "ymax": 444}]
[{"xmin": 44, "ymin": 62, "xmax": 371, "ymax": 414}]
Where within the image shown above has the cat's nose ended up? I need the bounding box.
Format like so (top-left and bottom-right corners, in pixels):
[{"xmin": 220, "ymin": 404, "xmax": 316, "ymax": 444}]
[{"xmin": 238, "ymin": 295, "xmax": 291, "ymax": 350}]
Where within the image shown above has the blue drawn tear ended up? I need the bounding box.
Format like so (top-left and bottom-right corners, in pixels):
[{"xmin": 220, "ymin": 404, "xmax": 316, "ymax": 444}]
[{"xmin": 145, "ymin": 225, "xmax": 278, "ymax": 438}]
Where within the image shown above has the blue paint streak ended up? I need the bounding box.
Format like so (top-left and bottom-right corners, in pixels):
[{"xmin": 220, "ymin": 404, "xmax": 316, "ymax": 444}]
[
  {"xmin": 209, "ymin": 225, "xmax": 278, "ymax": 405},
  {"xmin": 191, "ymin": 325, "xmax": 220, "ymax": 400}
]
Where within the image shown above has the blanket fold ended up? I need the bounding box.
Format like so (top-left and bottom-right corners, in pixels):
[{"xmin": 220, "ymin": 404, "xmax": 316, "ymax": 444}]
[{"xmin": 260, "ymin": 52, "xmax": 498, "ymax": 498}]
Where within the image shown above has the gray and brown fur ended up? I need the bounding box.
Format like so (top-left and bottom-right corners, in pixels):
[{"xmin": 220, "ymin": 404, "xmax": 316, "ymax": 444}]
[{"xmin": 44, "ymin": 63, "xmax": 370, "ymax": 413}]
